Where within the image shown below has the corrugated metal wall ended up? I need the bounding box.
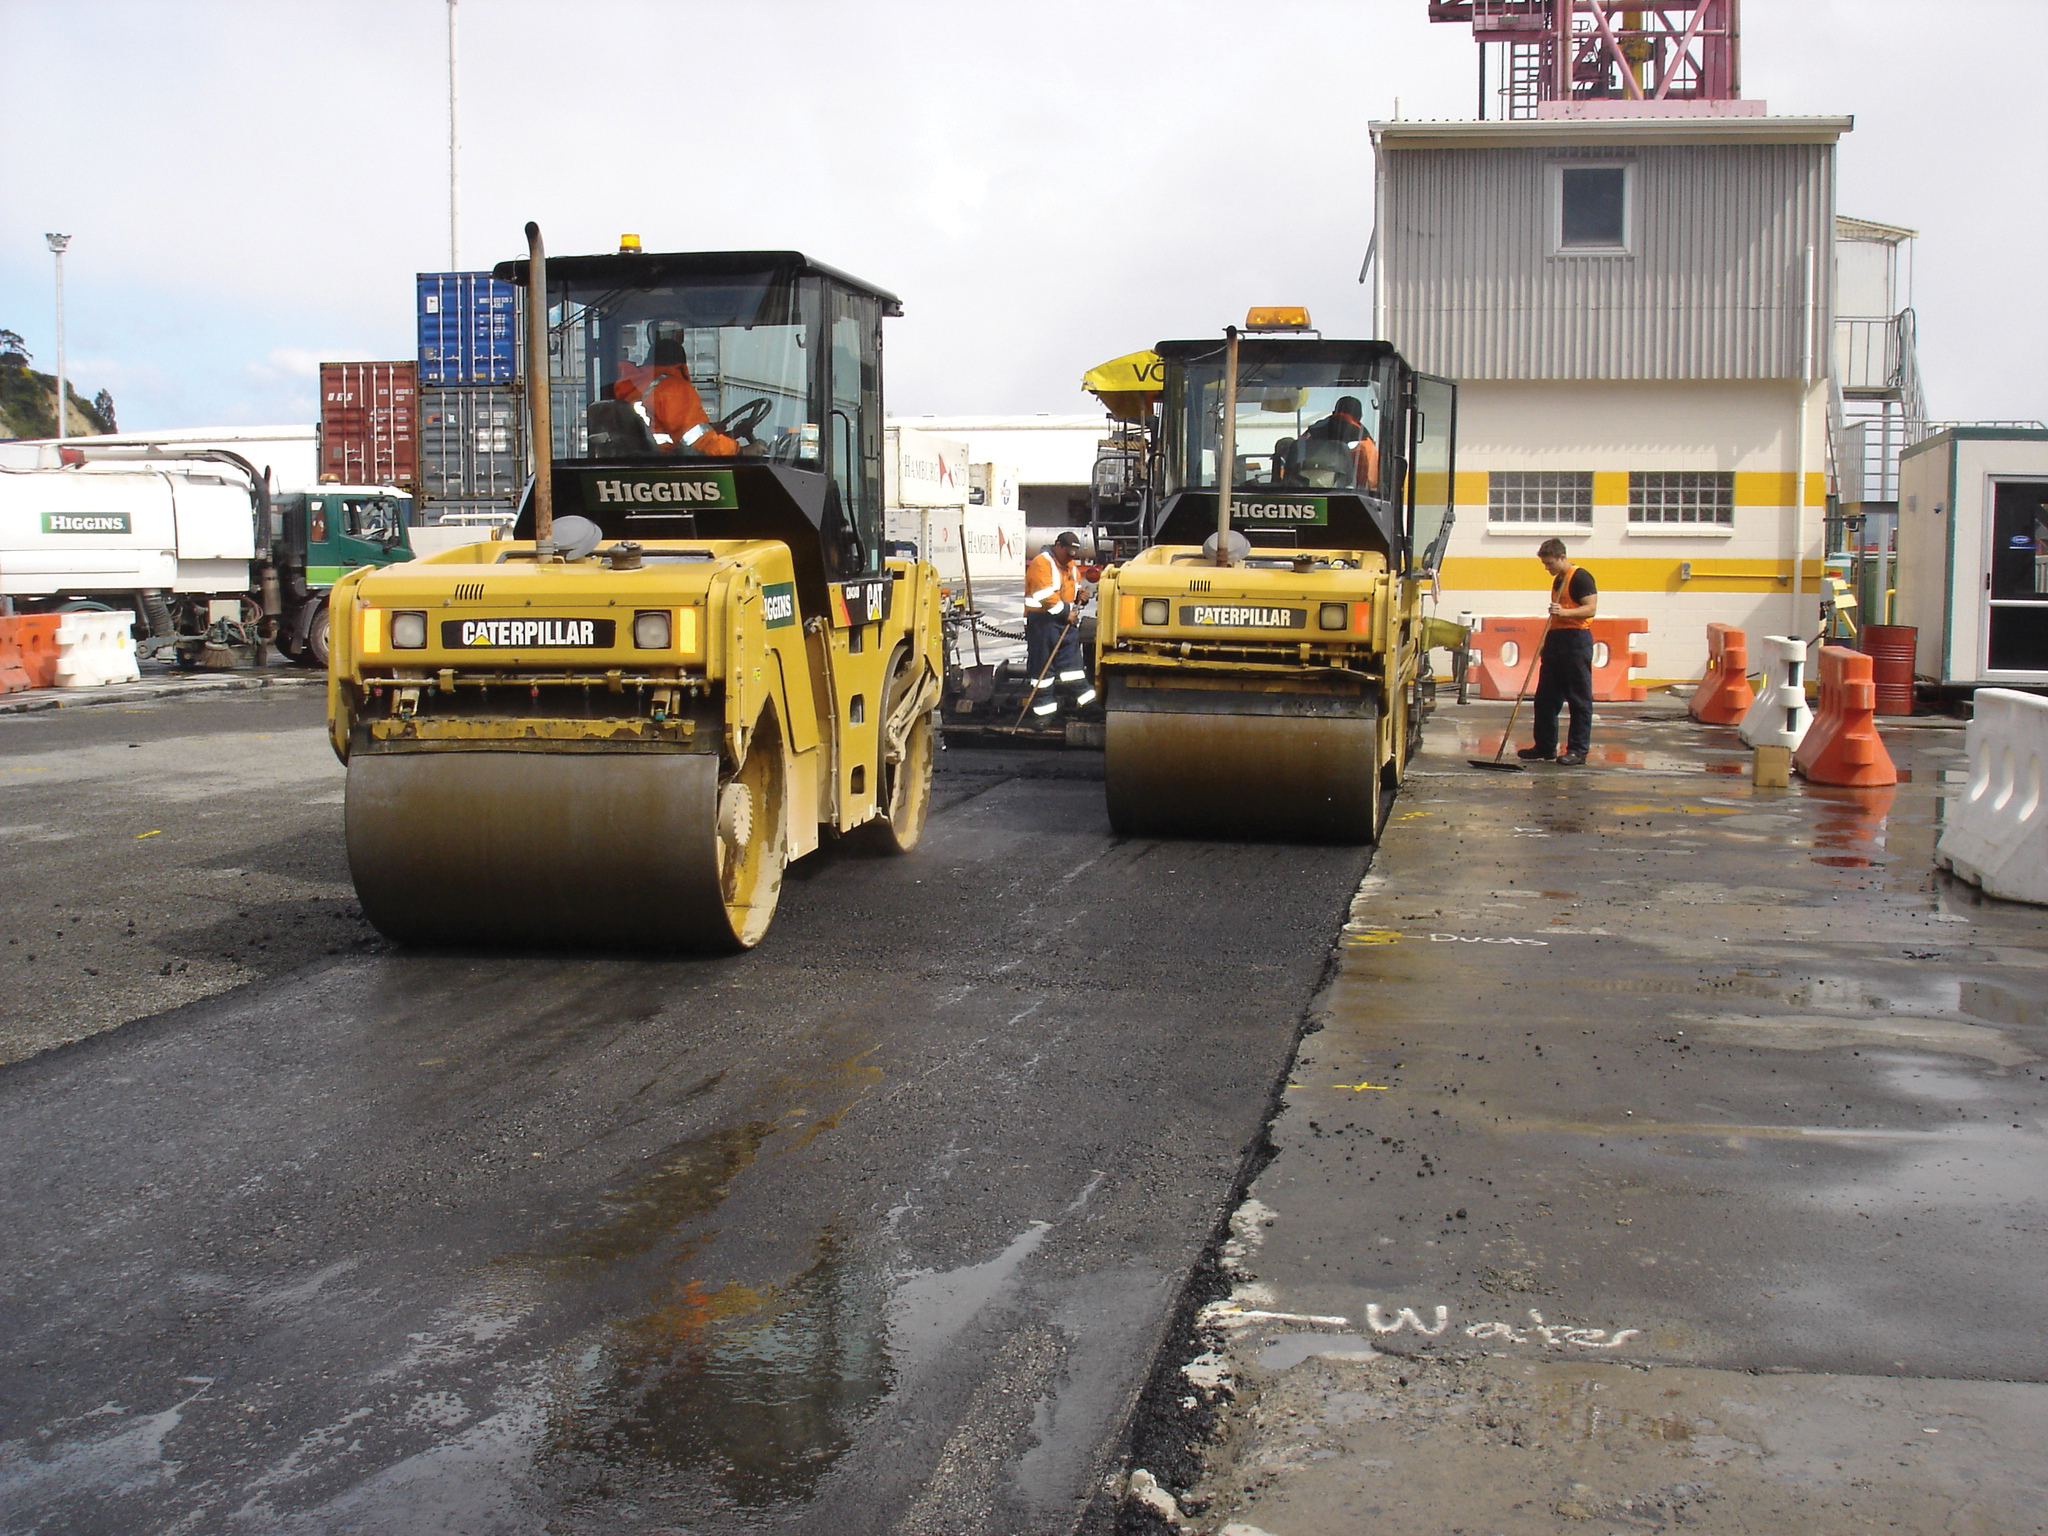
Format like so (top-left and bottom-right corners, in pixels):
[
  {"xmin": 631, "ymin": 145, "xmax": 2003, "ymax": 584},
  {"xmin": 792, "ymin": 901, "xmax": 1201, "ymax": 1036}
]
[{"xmin": 1382, "ymin": 141, "xmax": 1834, "ymax": 381}]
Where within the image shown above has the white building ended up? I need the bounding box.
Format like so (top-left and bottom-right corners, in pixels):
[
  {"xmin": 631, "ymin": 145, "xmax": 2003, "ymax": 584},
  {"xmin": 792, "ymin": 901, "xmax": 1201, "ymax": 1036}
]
[{"xmin": 1373, "ymin": 112, "xmax": 1852, "ymax": 683}]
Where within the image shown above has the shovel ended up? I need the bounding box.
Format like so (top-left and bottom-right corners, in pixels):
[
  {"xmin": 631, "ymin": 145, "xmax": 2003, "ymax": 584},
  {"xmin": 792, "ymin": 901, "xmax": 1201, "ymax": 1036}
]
[{"xmin": 1468, "ymin": 616, "xmax": 1554, "ymax": 772}]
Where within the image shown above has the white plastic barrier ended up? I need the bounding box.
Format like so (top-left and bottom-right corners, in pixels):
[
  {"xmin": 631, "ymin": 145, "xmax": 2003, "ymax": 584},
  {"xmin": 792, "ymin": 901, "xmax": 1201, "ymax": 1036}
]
[
  {"xmin": 53, "ymin": 610, "xmax": 141, "ymax": 688},
  {"xmin": 1738, "ymin": 634, "xmax": 1812, "ymax": 749},
  {"xmin": 1937, "ymin": 688, "xmax": 2048, "ymax": 905}
]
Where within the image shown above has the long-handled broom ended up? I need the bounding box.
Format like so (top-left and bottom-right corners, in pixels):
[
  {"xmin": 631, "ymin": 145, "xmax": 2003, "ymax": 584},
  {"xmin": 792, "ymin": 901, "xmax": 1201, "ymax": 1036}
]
[{"xmin": 1468, "ymin": 615, "xmax": 1554, "ymax": 772}]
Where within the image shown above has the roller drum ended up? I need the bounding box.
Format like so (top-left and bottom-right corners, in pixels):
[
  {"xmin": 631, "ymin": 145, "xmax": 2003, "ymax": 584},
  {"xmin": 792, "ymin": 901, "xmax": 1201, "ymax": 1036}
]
[
  {"xmin": 345, "ymin": 748, "xmax": 779, "ymax": 952},
  {"xmin": 1105, "ymin": 707, "xmax": 1380, "ymax": 843}
]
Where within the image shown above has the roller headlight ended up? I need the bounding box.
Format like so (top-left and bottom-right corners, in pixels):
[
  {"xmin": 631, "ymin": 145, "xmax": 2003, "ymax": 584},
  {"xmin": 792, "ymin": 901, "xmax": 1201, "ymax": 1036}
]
[
  {"xmin": 1318, "ymin": 602, "xmax": 1348, "ymax": 631},
  {"xmin": 390, "ymin": 610, "xmax": 428, "ymax": 649},
  {"xmin": 633, "ymin": 610, "xmax": 672, "ymax": 649},
  {"xmin": 1141, "ymin": 598, "xmax": 1169, "ymax": 625}
]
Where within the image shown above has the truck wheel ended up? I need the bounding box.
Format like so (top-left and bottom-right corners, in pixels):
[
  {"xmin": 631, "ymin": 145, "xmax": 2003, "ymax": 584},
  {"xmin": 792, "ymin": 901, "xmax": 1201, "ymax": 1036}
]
[{"xmin": 305, "ymin": 606, "xmax": 330, "ymax": 669}]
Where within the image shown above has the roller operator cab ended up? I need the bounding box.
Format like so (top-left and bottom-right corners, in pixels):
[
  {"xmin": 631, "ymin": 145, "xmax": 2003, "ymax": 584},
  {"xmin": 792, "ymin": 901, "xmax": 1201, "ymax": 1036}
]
[
  {"xmin": 1095, "ymin": 316, "xmax": 1456, "ymax": 842},
  {"xmin": 328, "ymin": 247, "xmax": 943, "ymax": 952}
]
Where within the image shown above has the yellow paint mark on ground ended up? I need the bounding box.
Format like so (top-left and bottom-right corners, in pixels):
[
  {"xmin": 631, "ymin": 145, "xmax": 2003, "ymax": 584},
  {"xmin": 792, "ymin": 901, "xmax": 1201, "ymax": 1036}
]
[
  {"xmin": 1347, "ymin": 929, "xmax": 1402, "ymax": 945},
  {"xmin": 135, "ymin": 830, "xmax": 162, "ymax": 839},
  {"xmin": 1335, "ymin": 1081, "xmax": 1394, "ymax": 1092}
]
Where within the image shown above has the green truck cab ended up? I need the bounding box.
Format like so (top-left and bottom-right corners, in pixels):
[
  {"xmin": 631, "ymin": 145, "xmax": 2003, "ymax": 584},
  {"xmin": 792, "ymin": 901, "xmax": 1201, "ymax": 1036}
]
[{"xmin": 273, "ymin": 486, "xmax": 415, "ymax": 666}]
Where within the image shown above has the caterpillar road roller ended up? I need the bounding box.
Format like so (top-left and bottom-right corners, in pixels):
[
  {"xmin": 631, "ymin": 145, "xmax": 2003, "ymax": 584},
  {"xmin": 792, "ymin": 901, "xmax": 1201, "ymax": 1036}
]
[
  {"xmin": 1093, "ymin": 309, "xmax": 1456, "ymax": 842},
  {"xmin": 327, "ymin": 229, "xmax": 941, "ymax": 951}
]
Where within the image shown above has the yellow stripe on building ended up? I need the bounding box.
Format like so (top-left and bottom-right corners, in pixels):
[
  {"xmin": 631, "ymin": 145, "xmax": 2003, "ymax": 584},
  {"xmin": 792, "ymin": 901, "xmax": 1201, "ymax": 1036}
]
[{"xmin": 1438, "ymin": 556, "xmax": 1825, "ymax": 592}]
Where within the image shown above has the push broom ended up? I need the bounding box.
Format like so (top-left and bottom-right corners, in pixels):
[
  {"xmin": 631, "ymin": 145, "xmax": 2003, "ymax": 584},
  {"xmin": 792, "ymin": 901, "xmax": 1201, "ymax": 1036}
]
[{"xmin": 1468, "ymin": 614, "xmax": 1555, "ymax": 772}]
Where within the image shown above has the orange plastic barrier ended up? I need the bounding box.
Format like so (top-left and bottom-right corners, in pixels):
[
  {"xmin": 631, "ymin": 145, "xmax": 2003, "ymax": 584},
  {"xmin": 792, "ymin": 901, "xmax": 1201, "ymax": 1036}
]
[
  {"xmin": 0, "ymin": 615, "xmax": 61, "ymax": 693},
  {"xmin": 1687, "ymin": 623, "xmax": 1755, "ymax": 725},
  {"xmin": 1589, "ymin": 617, "xmax": 1650, "ymax": 702},
  {"xmin": 1794, "ymin": 645, "xmax": 1897, "ymax": 788},
  {"xmin": 1468, "ymin": 616, "xmax": 1549, "ymax": 700}
]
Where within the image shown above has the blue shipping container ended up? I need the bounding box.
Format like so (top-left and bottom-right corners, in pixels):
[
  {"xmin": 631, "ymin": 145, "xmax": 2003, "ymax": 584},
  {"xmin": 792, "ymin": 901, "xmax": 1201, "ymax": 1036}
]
[{"xmin": 417, "ymin": 272, "xmax": 518, "ymax": 385}]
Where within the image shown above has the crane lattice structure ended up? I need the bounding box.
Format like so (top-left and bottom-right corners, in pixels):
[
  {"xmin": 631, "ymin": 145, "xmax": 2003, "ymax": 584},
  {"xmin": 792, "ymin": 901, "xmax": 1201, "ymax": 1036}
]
[{"xmin": 1428, "ymin": 1, "xmax": 1741, "ymax": 120}]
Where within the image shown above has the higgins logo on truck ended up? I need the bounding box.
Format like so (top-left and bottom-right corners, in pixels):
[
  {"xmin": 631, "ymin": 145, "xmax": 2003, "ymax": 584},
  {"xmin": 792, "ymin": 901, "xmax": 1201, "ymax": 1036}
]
[
  {"xmin": 42, "ymin": 512, "xmax": 132, "ymax": 534},
  {"xmin": 761, "ymin": 580, "xmax": 797, "ymax": 629},
  {"xmin": 581, "ymin": 470, "xmax": 738, "ymax": 512}
]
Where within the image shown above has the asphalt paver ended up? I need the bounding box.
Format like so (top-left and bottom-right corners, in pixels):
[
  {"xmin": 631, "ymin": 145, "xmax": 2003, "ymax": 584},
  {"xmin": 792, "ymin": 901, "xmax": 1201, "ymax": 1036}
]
[
  {"xmin": 1156, "ymin": 704, "xmax": 2048, "ymax": 1536},
  {"xmin": 0, "ymin": 691, "xmax": 1368, "ymax": 1535}
]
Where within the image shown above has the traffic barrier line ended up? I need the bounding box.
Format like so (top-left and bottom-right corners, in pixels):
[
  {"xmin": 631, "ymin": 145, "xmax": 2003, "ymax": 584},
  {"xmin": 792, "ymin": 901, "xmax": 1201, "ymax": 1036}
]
[
  {"xmin": 1589, "ymin": 617, "xmax": 1650, "ymax": 702},
  {"xmin": 1937, "ymin": 688, "xmax": 2048, "ymax": 905},
  {"xmin": 1688, "ymin": 623, "xmax": 1755, "ymax": 726},
  {"xmin": 52, "ymin": 610, "xmax": 142, "ymax": 688},
  {"xmin": 1794, "ymin": 645, "xmax": 1897, "ymax": 788},
  {"xmin": 1470, "ymin": 615, "xmax": 1648, "ymax": 702},
  {"xmin": 1468, "ymin": 616, "xmax": 1549, "ymax": 700},
  {"xmin": 1738, "ymin": 635, "xmax": 1811, "ymax": 750}
]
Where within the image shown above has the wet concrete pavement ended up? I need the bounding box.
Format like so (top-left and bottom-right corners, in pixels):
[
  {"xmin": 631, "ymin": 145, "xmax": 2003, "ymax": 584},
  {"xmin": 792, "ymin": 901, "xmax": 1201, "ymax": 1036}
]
[
  {"xmin": 0, "ymin": 692, "xmax": 1368, "ymax": 1535},
  {"xmin": 1160, "ymin": 703, "xmax": 2048, "ymax": 1535}
]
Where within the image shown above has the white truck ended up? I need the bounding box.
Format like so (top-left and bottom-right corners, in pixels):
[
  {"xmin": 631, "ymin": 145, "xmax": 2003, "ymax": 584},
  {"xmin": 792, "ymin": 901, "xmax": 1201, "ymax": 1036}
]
[{"xmin": 0, "ymin": 445, "xmax": 413, "ymax": 662}]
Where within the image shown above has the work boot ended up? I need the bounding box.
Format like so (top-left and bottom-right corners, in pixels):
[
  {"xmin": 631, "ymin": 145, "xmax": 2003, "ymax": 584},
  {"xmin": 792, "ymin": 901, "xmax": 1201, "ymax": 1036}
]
[
  {"xmin": 1556, "ymin": 751, "xmax": 1588, "ymax": 767},
  {"xmin": 1516, "ymin": 746, "xmax": 1554, "ymax": 761}
]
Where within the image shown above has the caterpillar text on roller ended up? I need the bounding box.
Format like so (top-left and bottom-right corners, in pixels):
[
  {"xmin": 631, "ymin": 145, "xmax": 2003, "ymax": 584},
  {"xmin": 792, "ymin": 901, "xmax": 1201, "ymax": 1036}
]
[
  {"xmin": 1092, "ymin": 311, "xmax": 1457, "ymax": 843},
  {"xmin": 328, "ymin": 233, "xmax": 942, "ymax": 951}
]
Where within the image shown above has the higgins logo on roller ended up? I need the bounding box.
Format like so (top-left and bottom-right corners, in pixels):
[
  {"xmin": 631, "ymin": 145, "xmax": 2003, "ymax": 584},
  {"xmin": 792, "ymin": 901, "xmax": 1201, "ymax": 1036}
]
[
  {"xmin": 42, "ymin": 512, "xmax": 131, "ymax": 534},
  {"xmin": 580, "ymin": 470, "xmax": 738, "ymax": 512},
  {"xmin": 761, "ymin": 580, "xmax": 797, "ymax": 629},
  {"xmin": 439, "ymin": 618, "xmax": 617, "ymax": 648},
  {"xmin": 1231, "ymin": 497, "xmax": 1328, "ymax": 526},
  {"xmin": 1179, "ymin": 604, "xmax": 1308, "ymax": 629}
]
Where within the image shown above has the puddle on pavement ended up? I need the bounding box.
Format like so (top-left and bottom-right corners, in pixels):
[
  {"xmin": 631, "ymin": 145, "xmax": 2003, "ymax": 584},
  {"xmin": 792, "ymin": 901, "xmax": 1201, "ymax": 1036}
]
[
  {"xmin": 547, "ymin": 1121, "xmax": 775, "ymax": 1267},
  {"xmin": 544, "ymin": 1229, "xmax": 891, "ymax": 1512},
  {"xmin": 886, "ymin": 1219, "xmax": 1050, "ymax": 1372}
]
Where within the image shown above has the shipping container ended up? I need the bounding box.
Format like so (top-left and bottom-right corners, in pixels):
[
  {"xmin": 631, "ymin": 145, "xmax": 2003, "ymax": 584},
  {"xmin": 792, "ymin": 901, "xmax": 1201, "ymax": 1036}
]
[
  {"xmin": 319, "ymin": 362, "xmax": 419, "ymax": 488},
  {"xmin": 417, "ymin": 272, "xmax": 519, "ymax": 384},
  {"xmin": 419, "ymin": 383, "xmax": 525, "ymax": 505}
]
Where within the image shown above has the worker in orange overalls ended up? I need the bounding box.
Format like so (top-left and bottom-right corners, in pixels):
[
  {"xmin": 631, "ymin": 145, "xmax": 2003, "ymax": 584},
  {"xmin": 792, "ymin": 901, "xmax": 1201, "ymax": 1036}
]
[
  {"xmin": 1022, "ymin": 530, "xmax": 1095, "ymax": 722},
  {"xmin": 1299, "ymin": 394, "xmax": 1380, "ymax": 491},
  {"xmin": 613, "ymin": 335, "xmax": 737, "ymax": 457}
]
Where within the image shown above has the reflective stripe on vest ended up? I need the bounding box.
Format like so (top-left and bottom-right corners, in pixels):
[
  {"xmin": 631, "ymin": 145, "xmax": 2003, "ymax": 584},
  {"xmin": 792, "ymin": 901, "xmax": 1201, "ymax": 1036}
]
[{"xmin": 1025, "ymin": 551, "xmax": 1075, "ymax": 615}]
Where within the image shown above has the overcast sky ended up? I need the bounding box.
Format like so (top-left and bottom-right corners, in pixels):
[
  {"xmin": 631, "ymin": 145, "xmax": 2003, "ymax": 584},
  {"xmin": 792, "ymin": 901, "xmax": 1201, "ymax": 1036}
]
[{"xmin": 3, "ymin": 0, "xmax": 2041, "ymax": 433}]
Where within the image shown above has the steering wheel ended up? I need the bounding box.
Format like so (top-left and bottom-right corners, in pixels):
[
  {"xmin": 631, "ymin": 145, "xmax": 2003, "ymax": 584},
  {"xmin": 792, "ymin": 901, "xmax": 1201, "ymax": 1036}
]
[{"xmin": 715, "ymin": 397, "xmax": 774, "ymax": 441}]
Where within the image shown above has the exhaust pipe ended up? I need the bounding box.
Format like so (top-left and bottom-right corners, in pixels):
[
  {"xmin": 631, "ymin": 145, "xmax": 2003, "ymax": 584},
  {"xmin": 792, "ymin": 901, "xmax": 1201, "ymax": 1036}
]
[{"xmin": 525, "ymin": 221, "xmax": 555, "ymax": 554}]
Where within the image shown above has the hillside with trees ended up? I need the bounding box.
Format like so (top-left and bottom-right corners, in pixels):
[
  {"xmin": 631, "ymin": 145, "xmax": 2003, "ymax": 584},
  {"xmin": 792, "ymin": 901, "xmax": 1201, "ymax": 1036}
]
[{"xmin": 1, "ymin": 329, "xmax": 114, "ymax": 439}]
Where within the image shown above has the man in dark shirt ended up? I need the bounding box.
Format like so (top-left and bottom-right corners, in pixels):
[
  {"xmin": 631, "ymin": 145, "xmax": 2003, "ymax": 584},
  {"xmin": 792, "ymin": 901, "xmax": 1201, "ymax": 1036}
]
[{"xmin": 1519, "ymin": 537, "xmax": 1599, "ymax": 765}]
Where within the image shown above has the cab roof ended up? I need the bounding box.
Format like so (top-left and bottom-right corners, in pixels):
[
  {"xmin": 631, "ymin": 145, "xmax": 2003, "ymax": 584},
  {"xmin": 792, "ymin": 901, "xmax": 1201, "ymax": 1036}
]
[
  {"xmin": 492, "ymin": 249, "xmax": 903, "ymax": 316},
  {"xmin": 1152, "ymin": 337, "xmax": 1397, "ymax": 364}
]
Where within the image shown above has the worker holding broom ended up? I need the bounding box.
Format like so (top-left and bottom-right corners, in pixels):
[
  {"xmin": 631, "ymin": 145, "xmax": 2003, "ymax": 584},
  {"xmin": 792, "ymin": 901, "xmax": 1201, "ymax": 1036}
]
[
  {"xmin": 1023, "ymin": 531, "xmax": 1095, "ymax": 723},
  {"xmin": 1519, "ymin": 538, "xmax": 1599, "ymax": 765}
]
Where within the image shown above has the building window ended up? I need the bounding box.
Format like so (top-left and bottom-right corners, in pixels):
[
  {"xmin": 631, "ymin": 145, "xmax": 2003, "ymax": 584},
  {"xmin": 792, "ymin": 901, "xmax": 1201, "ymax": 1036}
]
[
  {"xmin": 1553, "ymin": 163, "xmax": 1631, "ymax": 253},
  {"xmin": 1489, "ymin": 471, "xmax": 1592, "ymax": 525},
  {"xmin": 1629, "ymin": 471, "xmax": 1734, "ymax": 525}
]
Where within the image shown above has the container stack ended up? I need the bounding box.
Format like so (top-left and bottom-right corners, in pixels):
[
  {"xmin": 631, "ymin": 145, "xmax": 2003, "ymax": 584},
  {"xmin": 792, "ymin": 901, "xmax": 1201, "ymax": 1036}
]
[{"xmin": 415, "ymin": 272, "xmax": 524, "ymax": 529}]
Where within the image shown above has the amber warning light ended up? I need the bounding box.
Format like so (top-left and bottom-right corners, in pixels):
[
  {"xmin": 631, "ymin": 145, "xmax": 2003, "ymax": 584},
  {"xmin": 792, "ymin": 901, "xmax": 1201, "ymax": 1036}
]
[{"xmin": 1245, "ymin": 306, "xmax": 1312, "ymax": 332}]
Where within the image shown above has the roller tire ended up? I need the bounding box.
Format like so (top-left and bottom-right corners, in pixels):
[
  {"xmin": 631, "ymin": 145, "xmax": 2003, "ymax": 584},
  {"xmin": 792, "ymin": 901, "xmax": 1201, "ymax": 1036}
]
[{"xmin": 862, "ymin": 646, "xmax": 935, "ymax": 854}]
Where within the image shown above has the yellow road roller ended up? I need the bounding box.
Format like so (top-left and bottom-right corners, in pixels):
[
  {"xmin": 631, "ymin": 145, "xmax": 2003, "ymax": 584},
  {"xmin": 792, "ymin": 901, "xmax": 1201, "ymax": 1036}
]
[
  {"xmin": 328, "ymin": 229, "xmax": 941, "ymax": 950},
  {"xmin": 1093, "ymin": 309, "xmax": 1456, "ymax": 843}
]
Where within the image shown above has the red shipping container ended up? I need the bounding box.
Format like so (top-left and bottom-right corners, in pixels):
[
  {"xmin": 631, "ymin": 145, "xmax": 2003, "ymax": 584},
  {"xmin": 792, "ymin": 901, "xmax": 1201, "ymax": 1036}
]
[{"xmin": 319, "ymin": 361, "xmax": 419, "ymax": 488}]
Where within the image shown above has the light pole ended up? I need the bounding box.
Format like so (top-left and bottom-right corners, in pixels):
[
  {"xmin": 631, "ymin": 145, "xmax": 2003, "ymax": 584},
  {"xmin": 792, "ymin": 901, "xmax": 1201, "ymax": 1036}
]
[
  {"xmin": 44, "ymin": 233, "xmax": 70, "ymax": 442},
  {"xmin": 447, "ymin": 0, "xmax": 460, "ymax": 268}
]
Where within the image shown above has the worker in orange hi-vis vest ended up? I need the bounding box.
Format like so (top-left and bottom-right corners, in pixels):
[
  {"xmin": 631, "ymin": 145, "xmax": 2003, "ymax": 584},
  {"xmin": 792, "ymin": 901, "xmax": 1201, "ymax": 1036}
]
[
  {"xmin": 1519, "ymin": 536, "xmax": 1600, "ymax": 766},
  {"xmin": 1299, "ymin": 394, "xmax": 1380, "ymax": 490},
  {"xmin": 613, "ymin": 336, "xmax": 738, "ymax": 457},
  {"xmin": 1022, "ymin": 530, "xmax": 1096, "ymax": 722}
]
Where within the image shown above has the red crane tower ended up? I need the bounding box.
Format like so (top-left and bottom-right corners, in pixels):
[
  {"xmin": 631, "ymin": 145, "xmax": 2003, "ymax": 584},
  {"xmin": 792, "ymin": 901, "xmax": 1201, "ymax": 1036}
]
[{"xmin": 1428, "ymin": 1, "xmax": 1742, "ymax": 120}]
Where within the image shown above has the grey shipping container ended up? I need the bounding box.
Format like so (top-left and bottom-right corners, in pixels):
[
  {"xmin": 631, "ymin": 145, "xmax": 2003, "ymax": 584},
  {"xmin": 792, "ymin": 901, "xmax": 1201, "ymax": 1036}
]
[{"xmin": 418, "ymin": 384, "xmax": 525, "ymax": 504}]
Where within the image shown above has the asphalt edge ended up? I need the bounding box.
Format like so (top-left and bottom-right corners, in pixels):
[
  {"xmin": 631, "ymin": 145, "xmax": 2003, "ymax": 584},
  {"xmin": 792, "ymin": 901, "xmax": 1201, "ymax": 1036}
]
[{"xmin": 1077, "ymin": 827, "xmax": 1380, "ymax": 1536}]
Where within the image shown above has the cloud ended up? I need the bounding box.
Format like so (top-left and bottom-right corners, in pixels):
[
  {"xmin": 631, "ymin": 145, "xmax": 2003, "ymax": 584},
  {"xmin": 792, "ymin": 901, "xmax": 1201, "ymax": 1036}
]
[{"xmin": 246, "ymin": 347, "xmax": 373, "ymax": 382}]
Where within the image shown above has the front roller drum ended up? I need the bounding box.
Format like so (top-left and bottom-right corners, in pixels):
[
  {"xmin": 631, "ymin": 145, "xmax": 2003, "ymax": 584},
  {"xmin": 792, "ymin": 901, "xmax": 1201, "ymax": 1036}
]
[
  {"xmin": 1105, "ymin": 708, "xmax": 1381, "ymax": 843},
  {"xmin": 345, "ymin": 746, "xmax": 785, "ymax": 952}
]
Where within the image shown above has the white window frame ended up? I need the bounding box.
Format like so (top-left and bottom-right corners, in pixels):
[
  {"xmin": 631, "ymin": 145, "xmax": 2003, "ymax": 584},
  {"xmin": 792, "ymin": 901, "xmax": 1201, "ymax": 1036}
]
[
  {"xmin": 1486, "ymin": 470, "xmax": 1594, "ymax": 527},
  {"xmin": 1550, "ymin": 160, "xmax": 1634, "ymax": 258}
]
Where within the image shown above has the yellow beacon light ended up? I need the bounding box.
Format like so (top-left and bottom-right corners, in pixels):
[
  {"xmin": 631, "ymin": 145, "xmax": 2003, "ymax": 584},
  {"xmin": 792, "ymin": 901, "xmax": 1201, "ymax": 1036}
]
[
  {"xmin": 619, "ymin": 233, "xmax": 644, "ymax": 253},
  {"xmin": 1245, "ymin": 306, "xmax": 1313, "ymax": 332}
]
